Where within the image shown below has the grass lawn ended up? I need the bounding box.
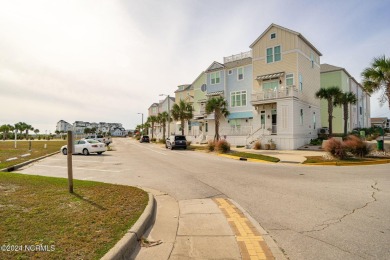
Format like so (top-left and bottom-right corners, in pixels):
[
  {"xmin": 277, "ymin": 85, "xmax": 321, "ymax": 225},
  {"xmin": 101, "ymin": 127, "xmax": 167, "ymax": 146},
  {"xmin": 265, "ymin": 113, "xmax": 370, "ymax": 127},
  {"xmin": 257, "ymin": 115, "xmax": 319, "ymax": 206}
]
[
  {"xmin": 228, "ymin": 151, "xmax": 280, "ymax": 162},
  {"xmin": 0, "ymin": 172, "xmax": 148, "ymax": 259},
  {"xmin": 0, "ymin": 140, "xmax": 66, "ymax": 170}
]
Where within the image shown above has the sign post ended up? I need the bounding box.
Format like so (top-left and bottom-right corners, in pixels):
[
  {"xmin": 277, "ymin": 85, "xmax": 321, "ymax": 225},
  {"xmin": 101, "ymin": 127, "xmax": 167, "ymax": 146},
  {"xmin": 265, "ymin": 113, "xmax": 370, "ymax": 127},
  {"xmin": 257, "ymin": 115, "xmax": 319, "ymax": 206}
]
[{"xmin": 67, "ymin": 131, "xmax": 74, "ymax": 193}]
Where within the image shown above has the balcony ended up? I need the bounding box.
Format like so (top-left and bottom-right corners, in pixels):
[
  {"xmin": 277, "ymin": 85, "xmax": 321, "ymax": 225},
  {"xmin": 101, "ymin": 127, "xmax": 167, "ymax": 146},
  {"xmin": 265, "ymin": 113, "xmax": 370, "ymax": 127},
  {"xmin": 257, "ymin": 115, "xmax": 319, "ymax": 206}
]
[
  {"xmin": 251, "ymin": 85, "xmax": 301, "ymax": 104},
  {"xmin": 223, "ymin": 50, "xmax": 252, "ymax": 63}
]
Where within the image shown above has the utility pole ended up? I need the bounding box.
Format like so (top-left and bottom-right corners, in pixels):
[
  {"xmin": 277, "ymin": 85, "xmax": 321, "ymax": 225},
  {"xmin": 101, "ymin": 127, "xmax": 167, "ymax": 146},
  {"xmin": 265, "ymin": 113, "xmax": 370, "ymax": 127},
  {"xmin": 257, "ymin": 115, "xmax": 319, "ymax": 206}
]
[{"xmin": 67, "ymin": 131, "xmax": 74, "ymax": 193}]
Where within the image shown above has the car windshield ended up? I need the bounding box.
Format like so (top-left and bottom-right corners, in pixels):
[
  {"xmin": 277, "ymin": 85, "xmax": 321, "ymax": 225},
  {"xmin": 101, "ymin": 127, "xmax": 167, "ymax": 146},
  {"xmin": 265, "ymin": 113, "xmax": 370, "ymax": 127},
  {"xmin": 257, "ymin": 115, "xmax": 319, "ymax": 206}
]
[
  {"xmin": 87, "ymin": 140, "xmax": 99, "ymax": 143},
  {"xmin": 175, "ymin": 136, "xmax": 186, "ymax": 140}
]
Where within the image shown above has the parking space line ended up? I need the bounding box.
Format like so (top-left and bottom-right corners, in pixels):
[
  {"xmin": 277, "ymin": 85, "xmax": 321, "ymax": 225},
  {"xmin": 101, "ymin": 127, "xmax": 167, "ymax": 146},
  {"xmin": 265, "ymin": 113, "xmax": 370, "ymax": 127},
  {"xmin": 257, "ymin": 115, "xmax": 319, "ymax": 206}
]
[
  {"xmin": 35, "ymin": 165, "xmax": 121, "ymax": 173},
  {"xmin": 46, "ymin": 158, "xmax": 120, "ymax": 164}
]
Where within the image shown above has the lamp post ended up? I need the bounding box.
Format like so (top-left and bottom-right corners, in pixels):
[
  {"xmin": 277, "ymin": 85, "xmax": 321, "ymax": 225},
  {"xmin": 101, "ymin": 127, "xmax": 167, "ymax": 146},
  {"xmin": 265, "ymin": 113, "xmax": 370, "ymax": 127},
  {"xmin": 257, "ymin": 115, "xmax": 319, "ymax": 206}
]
[
  {"xmin": 159, "ymin": 94, "xmax": 170, "ymax": 136},
  {"xmin": 137, "ymin": 113, "xmax": 144, "ymax": 135}
]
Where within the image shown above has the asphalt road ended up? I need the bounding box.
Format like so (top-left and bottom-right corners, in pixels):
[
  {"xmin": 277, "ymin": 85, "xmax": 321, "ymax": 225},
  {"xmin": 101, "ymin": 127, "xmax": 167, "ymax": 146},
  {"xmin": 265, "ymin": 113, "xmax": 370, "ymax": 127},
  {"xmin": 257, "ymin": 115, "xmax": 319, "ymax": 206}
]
[{"xmin": 17, "ymin": 138, "xmax": 390, "ymax": 260}]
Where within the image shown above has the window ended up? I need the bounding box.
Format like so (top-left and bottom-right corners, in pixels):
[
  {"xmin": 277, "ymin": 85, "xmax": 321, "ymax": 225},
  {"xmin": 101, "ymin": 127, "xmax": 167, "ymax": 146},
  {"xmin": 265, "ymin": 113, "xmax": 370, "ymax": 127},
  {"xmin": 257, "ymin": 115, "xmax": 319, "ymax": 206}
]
[
  {"xmin": 237, "ymin": 67, "xmax": 244, "ymax": 80},
  {"xmin": 299, "ymin": 74, "xmax": 303, "ymax": 91},
  {"xmin": 359, "ymin": 106, "xmax": 362, "ymax": 115},
  {"xmin": 230, "ymin": 91, "xmax": 247, "ymax": 107},
  {"xmin": 300, "ymin": 109, "xmax": 303, "ymax": 125},
  {"xmin": 266, "ymin": 46, "xmax": 281, "ymax": 63},
  {"xmin": 270, "ymin": 33, "xmax": 276, "ymax": 39},
  {"xmin": 201, "ymin": 84, "xmax": 207, "ymax": 92},
  {"xmin": 205, "ymin": 122, "xmax": 208, "ymax": 132},
  {"xmin": 266, "ymin": 48, "xmax": 273, "ymax": 63},
  {"xmin": 286, "ymin": 74, "xmax": 294, "ymax": 86},
  {"xmin": 228, "ymin": 70, "xmax": 233, "ymax": 75},
  {"xmin": 263, "ymin": 81, "xmax": 278, "ymax": 91},
  {"xmin": 210, "ymin": 72, "xmax": 220, "ymax": 85},
  {"xmin": 310, "ymin": 53, "xmax": 314, "ymax": 68}
]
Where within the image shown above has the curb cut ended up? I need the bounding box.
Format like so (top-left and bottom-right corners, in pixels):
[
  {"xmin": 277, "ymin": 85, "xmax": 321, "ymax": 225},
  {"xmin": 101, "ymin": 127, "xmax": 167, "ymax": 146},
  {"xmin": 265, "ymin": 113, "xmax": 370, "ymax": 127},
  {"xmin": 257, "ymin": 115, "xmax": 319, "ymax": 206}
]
[
  {"xmin": 228, "ymin": 199, "xmax": 288, "ymax": 260},
  {"xmin": 0, "ymin": 151, "xmax": 60, "ymax": 172},
  {"xmin": 101, "ymin": 193, "xmax": 156, "ymax": 260}
]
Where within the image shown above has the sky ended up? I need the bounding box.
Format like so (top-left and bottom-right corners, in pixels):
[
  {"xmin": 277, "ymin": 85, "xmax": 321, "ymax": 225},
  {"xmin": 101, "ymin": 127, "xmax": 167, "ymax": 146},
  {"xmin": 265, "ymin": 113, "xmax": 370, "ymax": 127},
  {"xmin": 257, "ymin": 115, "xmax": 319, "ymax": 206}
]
[{"xmin": 1, "ymin": 0, "xmax": 389, "ymax": 133}]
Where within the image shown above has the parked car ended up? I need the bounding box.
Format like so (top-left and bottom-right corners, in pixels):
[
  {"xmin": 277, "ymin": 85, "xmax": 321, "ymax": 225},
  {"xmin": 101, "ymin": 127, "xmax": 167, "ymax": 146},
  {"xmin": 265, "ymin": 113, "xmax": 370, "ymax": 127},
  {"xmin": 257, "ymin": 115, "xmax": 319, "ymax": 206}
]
[
  {"xmin": 140, "ymin": 135, "xmax": 150, "ymax": 143},
  {"xmin": 166, "ymin": 135, "xmax": 187, "ymax": 150},
  {"xmin": 85, "ymin": 134, "xmax": 112, "ymax": 146},
  {"xmin": 61, "ymin": 139, "xmax": 106, "ymax": 155}
]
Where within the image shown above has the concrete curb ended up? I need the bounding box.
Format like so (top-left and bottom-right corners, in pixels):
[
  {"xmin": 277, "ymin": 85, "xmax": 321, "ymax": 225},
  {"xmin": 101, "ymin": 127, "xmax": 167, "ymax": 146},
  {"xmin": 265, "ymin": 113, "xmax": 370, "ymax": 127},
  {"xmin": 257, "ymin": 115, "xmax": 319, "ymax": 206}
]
[
  {"xmin": 304, "ymin": 159, "xmax": 390, "ymax": 166},
  {"xmin": 101, "ymin": 193, "xmax": 156, "ymax": 260},
  {"xmin": 0, "ymin": 151, "xmax": 60, "ymax": 172},
  {"xmin": 228, "ymin": 199, "xmax": 288, "ymax": 260}
]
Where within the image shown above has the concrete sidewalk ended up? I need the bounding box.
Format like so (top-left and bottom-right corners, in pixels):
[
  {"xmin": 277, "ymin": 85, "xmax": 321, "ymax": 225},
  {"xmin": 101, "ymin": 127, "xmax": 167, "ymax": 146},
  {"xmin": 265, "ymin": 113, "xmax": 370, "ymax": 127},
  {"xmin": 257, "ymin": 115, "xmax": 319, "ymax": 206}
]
[{"xmin": 132, "ymin": 189, "xmax": 286, "ymax": 260}]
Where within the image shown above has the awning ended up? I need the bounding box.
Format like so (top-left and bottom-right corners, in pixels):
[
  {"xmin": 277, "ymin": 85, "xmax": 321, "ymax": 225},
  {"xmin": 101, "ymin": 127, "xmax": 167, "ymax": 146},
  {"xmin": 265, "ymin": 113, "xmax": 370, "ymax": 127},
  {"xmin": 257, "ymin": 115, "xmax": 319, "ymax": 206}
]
[
  {"xmin": 256, "ymin": 72, "xmax": 284, "ymax": 80},
  {"xmin": 228, "ymin": 111, "xmax": 253, "ymax": 119},
  {"xmin": 206, "ymin": 91, "xmax": 224, "ymax": 96}
]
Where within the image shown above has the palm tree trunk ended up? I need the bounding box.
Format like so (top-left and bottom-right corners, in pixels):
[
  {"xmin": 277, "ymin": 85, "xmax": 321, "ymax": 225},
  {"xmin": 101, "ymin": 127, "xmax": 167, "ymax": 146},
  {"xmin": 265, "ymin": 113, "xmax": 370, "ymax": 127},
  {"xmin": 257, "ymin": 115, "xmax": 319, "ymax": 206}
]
[
  {"xmin": 343, "ymin": 104, "xmax": 348, "ymax": 135},
  {"xmin": 181, "ymin": 119, "xmax": 185, "ymax": 135},
  {"xmin": 387, "ymin": 83, "xmax": 390, "ymax": 110},
  {"xmin": 151, "ymin": 123, "xmax": 154, "ymax": 139},
  {"xmin": 163, "ymin": 123, "xmax": 166, "ymax": 140},
  {"xmin": 328, "ymin": 99, "xmax": 333, "ymax": 136},
  {"xmin": 214, "ymin": 112, "xmax": 220, "ymax": 141}
]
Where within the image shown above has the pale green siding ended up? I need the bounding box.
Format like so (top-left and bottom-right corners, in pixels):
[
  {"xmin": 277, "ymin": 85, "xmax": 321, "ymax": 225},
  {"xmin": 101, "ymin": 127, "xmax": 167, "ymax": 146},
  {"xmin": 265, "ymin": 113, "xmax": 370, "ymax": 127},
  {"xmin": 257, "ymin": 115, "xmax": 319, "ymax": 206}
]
[
  {"xmin": 193, "ymin": 73, "xmax": 207, "ymax": 113},
  {"xmin": 320, "ymin": 70, "xmax": 350, "ymax": 134}
]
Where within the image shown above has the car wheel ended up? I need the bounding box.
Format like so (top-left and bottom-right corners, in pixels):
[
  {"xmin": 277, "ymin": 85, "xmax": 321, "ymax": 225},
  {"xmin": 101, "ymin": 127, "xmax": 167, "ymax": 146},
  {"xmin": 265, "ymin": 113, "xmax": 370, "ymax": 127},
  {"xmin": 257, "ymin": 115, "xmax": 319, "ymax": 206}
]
[
  {"xmin": 97, "ymin": 152, "xmax": 103, "ymax": 155},
  {"xmin": 83, "ymin": 148, "xmax": 89, "ymax": 156},
  {"xmin": 62, "ymin": 148, "xmax": 68, "ymax": 155}
]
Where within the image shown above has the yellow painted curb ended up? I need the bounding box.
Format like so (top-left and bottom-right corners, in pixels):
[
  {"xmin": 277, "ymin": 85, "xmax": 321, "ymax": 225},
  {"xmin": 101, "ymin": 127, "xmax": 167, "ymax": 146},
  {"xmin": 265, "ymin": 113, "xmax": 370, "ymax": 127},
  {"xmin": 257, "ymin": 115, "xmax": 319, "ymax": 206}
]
[
  {"xmin": 304, "ymin": 159, "xmax": 390, "ymax": 166},
  {"xmin": 217, "ymin": 154, "xmax": 273, "ymax": 164}
]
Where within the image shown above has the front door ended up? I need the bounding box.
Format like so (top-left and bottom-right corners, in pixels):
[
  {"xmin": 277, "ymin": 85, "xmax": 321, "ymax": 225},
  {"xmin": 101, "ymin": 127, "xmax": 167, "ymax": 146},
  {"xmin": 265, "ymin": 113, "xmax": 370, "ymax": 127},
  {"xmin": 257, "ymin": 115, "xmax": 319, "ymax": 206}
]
[{"xmin": 271, "ymin": 109, "xmax": 277, "ymax": 134}]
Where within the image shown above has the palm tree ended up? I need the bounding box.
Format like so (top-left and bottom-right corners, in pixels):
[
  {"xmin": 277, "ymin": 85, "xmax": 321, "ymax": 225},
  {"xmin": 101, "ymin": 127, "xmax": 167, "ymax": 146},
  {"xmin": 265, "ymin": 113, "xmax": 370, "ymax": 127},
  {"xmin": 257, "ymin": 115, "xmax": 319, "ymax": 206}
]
[
  {"xmin": 0, "ymin": 124, "xmax": 10, "ymax": 141},
  {"xmin": 25, "ymin": 124, "xmax": 33, "ymax": 139},
  {"xmin": 361, "ymin": 55, "xmax": 390, "ymax": 109},
  {"xmin": 147, "ymin": 115, "xmax": 158, "ymax": 139},
  {"xmin": 158, "ymin": 112, "xmax": 170, "ymax": 140},
  {"xmin": 14, "ymin": 122, "xmax": 28, "ymax": 139},
  {"xmin": 143, "ymin": 122, "xmax": 151, "ymax": 135},
  {"xmin": 34, "ymin": 129, "xmax": 40, "ymax": 135},
  {"xmin": 334, "ymin": 92, "xmax": 357, "ymax": 135},
  {"xmin": 84, "ymin": 128, "xmax": 91, "ymax": 135},
  {"xmin": 171, "ymin": 100, "xmax": 194, "ymax": 135},
  {"xmin": 315, "ymin": 87, "xmax": 342, "ymax": 136},
  {"xmin": 205, "ymin": 96, "xmax": 229, "ymax": 141}
]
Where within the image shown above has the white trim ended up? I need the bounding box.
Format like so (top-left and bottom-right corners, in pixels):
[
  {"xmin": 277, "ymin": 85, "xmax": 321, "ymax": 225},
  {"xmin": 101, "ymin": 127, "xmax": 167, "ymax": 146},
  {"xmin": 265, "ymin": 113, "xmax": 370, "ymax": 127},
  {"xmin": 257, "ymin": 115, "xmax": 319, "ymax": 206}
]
[{"xmin": 230, "ymin": 90, "xmax": 247, "ymax": 108}]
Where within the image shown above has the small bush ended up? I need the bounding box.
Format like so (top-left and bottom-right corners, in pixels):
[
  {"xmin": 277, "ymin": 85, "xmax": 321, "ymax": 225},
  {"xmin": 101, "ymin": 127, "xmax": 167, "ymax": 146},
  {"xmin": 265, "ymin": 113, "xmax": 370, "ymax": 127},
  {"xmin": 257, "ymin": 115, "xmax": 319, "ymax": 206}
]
[
  {"xmin": 216, "ymin": 139, "xmax": 231, "ymax": 153},
  {"xmin": 324, "ymin": 138, "xmax": 347, "ymax": 159},
  {"xmin": 344, "ymin": 135, "xmax": 371, "ymax": 158},
  {"xmin": 151, "ymin": 138, "xmax": 156, "ymax": 142},
  {"xmin": 186, "ymin": 140, "xmax": 192, "ymax": 146},
  {"xmin": 135, "ymin": 136, "xmax": 140, "ymax": 140},
  {"xmin": 207, "ymin": 140, "xmax": 216, "ymax": 152},
  {"xmin": 310, "ymin": 138, "xmax": 322, "ymax": 145},
  {"xmin": 253, "ymin": 141, "xmax": 261, "ymax": 150}
]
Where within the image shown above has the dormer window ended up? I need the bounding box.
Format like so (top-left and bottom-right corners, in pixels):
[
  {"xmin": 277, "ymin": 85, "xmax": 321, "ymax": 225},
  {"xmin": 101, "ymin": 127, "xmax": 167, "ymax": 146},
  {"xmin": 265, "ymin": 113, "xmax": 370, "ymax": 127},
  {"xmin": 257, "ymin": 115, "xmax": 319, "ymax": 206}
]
[{"xmin": 270, "ymin": 33, "xmax": 276, "ymax": 39}]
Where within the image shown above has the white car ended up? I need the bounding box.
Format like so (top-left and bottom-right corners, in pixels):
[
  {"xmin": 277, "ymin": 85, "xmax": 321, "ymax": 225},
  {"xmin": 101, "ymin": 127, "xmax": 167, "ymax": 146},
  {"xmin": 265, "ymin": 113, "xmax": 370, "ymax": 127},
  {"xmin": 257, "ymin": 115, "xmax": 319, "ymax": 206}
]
[{"xmin": 61, "ymin": 139, "xmax": 106, "ymax": 155}]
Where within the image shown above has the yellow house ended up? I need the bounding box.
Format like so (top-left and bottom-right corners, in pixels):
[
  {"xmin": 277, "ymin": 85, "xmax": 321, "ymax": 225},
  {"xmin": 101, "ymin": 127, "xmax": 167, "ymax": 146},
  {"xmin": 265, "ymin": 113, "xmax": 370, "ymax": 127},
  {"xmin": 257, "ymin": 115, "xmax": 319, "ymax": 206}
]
[
  {"xmin": 250, "ymin": 24, "xmax": 322, "ymax": 149},
  {"xmin": 173, "ymin": 84, "xmax": 195, "ymax": 135}
]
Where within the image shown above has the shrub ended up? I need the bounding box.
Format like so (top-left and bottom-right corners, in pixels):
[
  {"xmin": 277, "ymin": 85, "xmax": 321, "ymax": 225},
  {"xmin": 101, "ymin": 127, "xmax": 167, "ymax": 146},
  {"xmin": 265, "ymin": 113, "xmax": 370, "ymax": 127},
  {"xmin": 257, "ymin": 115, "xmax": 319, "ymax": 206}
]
[
  {"xmin": 135, "ymin": 136, "xmax": 140, "ymax": 140},
  {"xmin": 207, "ymin": 140, "xmax": 216, "ymax": 152},
  {"xmin": 186, "ymin": 140, "xmax": 192, "ymax": 146},
  {"xmin": 253, "ymin": 141, "xmax": 261, "ymax": 150},
  {"xmin": 344, "ymin": 135, "xmax": 371, "ymax": 158},
  {"xmin": 151, "ymin": 138, "xmax": 156, "ymax": 142},
  {"xmin": 216, "ymin": 139, "xmax": 230, "ymax": 153},
  {"xmin": 310, "ymin": 138, "xmax": 322, "ymax": 146},
  {"xmin": 324, "ymin": 138, "xmax": 347, "ymax": 159}
]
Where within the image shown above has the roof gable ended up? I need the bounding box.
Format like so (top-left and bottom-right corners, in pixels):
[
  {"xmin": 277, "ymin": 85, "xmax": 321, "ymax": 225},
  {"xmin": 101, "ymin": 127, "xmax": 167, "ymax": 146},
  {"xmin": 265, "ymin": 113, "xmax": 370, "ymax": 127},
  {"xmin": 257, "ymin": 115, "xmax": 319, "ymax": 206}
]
[
  {"xmin": 205, "ymin": 61, "xmax": 225, "ymax": 72},
  {"xmin": 249, "ymin": 23, "xmax": 322, "ymax": 56}
]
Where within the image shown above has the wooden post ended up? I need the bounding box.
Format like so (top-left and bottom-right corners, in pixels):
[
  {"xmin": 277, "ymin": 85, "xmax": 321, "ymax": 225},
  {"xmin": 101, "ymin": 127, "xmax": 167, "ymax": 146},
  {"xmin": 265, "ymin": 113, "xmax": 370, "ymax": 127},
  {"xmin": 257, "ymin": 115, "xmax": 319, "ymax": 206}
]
[{"xmin": 67, "ymin": 131, "xmax": 74, "ymax": 193}]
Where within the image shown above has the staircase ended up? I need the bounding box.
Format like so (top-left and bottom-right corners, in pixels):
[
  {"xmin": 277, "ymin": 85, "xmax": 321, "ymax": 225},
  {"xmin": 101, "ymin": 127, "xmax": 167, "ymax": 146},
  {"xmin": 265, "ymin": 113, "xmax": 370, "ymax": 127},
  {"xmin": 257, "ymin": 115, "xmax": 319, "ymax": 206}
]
[{"xmin": 246, "ymin": 127, "xmax": 264, "ymax": 148}]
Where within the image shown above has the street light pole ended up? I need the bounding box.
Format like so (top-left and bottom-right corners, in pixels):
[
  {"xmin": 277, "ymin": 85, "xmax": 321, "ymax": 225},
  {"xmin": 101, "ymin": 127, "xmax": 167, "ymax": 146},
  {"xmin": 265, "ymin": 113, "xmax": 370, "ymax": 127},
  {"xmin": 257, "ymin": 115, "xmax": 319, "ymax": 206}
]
[{"xmin": 137, "ymin": 113, "xmax": 144, "ymax": 135}]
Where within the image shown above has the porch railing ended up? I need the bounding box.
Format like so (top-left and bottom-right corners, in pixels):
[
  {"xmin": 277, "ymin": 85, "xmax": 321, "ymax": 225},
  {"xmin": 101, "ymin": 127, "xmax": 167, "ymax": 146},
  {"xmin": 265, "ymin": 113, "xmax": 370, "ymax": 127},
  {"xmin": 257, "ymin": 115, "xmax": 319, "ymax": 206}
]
[
  {"xmin": 252, "ymin": 85, "xmax": 300, "ymax": 102},
  {"xmin": 223, "ymin": 50, "xmax": 252, "ymax": 63},
  {"xmin": 220, "ymin": 126, "xmax": 253, "ymax": 136}
]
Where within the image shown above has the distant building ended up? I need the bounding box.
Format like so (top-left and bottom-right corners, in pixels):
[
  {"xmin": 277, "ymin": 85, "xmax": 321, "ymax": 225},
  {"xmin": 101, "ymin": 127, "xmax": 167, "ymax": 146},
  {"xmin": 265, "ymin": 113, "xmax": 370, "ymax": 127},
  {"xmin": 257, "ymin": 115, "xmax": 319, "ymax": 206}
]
[
  {"xmin": 56, "ymin": 120, "xmax": 72, "ymax": 132},
  {"xmin": 371, "ymin": 117, "xmax": 389, "ymax": 129}
]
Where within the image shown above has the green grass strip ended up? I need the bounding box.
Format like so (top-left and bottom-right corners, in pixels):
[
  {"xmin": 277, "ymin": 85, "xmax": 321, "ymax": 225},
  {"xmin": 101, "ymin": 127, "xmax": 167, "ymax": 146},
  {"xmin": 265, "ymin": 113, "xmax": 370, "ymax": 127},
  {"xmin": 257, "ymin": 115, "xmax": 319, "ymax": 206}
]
[{"xmin": 229, "ymin": 151, "xmax": 280, "ymax": 162}]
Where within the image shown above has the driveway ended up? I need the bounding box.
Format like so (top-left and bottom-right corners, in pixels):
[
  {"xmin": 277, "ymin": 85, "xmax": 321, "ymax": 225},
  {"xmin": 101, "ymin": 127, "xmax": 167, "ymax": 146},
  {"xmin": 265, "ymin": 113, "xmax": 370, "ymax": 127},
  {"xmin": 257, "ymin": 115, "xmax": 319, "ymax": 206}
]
[{"xmin": 17, "ymin": 138, "xmax": 390, "ymax": 260}]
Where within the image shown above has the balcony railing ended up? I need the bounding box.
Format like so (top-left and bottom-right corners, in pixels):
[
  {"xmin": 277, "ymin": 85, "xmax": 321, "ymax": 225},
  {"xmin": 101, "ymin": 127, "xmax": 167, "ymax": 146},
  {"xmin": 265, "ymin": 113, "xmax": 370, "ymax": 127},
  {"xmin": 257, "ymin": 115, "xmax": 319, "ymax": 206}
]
[
  {"xmin": 252, "ymin": 85, "xmax": 300, "ymax": 102},
  {"xmin": 223, "ymin": 50, "xmax": 252, "ymax": 63}
]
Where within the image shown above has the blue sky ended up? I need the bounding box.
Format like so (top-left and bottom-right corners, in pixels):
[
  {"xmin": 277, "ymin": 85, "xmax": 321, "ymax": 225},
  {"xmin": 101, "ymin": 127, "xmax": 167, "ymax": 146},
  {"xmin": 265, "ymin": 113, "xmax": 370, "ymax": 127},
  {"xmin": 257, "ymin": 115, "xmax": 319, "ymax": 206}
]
[{"xmin": 0, "ymin": 0, "xmax": 389, "ymax": 132}]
